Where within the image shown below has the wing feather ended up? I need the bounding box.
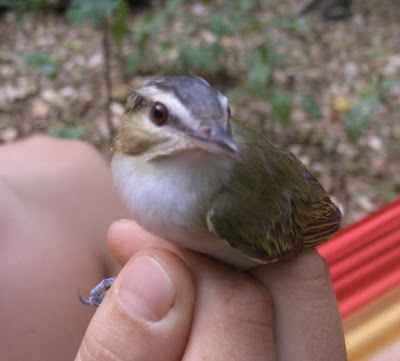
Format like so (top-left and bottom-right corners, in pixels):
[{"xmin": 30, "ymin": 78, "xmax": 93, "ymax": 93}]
[{"xmin": 207, "ymin": 118, "xmax": 342, "ymax": 263}]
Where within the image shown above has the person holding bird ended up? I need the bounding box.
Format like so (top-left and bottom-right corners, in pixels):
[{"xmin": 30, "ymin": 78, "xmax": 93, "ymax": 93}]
[{"xmin": 0, "ymin": 76, "xmax": 347, "ymax": 361}]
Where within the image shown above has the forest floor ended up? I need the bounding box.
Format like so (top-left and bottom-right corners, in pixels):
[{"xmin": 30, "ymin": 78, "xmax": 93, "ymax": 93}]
[{"xmin": 0, "ymin": 0, "xmax": 399, "ymax": 226}]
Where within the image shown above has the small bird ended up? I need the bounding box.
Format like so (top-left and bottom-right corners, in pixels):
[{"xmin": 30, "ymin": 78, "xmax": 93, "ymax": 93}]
[
  {"xmin": 81, "ymin": 75, "xmax": 341, "ymax": 305},
  {"xmin": 111, "ymin": 75, "xmax": 342, "ymax": 267}
]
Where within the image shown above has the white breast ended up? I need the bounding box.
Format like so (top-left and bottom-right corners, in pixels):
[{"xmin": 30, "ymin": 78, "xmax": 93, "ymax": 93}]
[
  {"xmin": 111, "ymin": 151, "xmax": 227, "ymax": 240},
  {"xmin": 111, "ymin": 151, "xmax": 260, "ymax": 269}
]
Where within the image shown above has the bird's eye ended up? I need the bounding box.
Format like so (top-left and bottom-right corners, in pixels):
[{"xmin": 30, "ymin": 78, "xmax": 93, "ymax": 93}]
[
  {"xmin": 151, "ymin": 102, "xmax": 168, "ymax": 126},
  {"xmin": 227, "ymin": 106, "xmax": 231, "ymax": 119}
]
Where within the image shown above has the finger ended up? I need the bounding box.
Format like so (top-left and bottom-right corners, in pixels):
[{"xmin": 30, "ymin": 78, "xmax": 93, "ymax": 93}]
[
  {"xmin": 181, "ymin": 256, "xmax": 277, "ymax": 361},
  {"xmin": 250, "ymin": 250, "xmax": 347, "ymax": 361},
  {"xmin": 76, "ymin": 247, "xmax": 195, "ymax": 361},
  {"xmin": 108, "ymin": 221, "xmax": 278, "ymax": 360},
  {"xmin": 107, "ymin": 220, "xmax": 177, "ymax": 266}
]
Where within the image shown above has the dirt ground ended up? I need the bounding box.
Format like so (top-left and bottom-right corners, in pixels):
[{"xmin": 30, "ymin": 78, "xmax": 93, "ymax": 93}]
[{"xmin": 0, "ymin": 0, "xmax": 399, "ymax": 226}]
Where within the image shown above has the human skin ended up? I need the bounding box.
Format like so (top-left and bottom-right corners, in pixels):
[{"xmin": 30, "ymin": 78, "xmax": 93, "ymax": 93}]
[
  {"xmin": 0, "ymin": 136, "xmax": 347, "ymax": 361},
  {"xmin": 78, "ymin": 220, "xmax": 347, "ymax": 361},
  {"xmin": 0, "ymin": 136, "xmax": 125, "ymax": 361}
]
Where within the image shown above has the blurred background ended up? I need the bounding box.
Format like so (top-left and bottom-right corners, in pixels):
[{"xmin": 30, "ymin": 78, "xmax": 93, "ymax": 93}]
[{"xmin": 0, "ymin": 0, "xmax": 399, "ymax": 225}]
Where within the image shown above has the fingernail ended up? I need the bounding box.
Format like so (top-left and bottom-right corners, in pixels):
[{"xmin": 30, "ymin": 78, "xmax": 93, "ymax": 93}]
[{"xmin": 119, "ymin": 256, "xmax": 176, "ymax": 322}]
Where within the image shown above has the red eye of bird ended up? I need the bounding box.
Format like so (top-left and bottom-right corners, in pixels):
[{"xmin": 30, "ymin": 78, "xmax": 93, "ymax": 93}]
[{"xmin": 151, "ymin": 102, "xmax": 168, "ymax": 126}]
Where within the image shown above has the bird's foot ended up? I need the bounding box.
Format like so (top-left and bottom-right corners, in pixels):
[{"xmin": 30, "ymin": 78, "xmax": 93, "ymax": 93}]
[{"xmin": 78, "ymin": 278, "xmax": 116, "ymax": 307}]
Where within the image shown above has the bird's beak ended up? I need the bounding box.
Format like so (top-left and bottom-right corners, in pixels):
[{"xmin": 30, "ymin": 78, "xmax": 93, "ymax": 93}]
[{"xmin": 187, "ymin": 121, "xmax": 241, "ymax": 161}]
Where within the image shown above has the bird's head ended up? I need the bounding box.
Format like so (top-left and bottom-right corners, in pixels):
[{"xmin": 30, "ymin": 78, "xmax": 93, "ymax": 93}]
[{"xmin": 113, "ymin": 76, "xmax": 240, "ymax": 161}]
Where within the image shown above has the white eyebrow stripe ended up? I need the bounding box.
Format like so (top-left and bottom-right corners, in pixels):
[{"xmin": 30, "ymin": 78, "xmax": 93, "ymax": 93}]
[{"xmin": 138, "ymin": 86, "xmax": 194, "ymax": 128}]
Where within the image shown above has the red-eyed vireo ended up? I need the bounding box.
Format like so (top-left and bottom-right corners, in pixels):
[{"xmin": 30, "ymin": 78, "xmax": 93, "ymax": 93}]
[{"xmin": 80, "ymin": 75, "xmax": 341, "ymax": 306}]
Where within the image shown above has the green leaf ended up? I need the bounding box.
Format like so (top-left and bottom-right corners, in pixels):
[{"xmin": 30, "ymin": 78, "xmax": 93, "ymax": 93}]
[
  {"xmin": 207, "ymin": 13, "xmax": 235, "ymax": 36},
  {"xmin": 124, "ymin": 51, "xmax": 141, "ymax": 73},
  {"xmin": 178, "ymin": 44, "xmax": 216, "ymax": 72},
  {"xmin": 270, "ymin": 91, "xmax": 292, "ymax": 126},
  {"xmin": 116, "ymin": 0, "xmax": 129, "ymax": 17},
  {"xmin": 344, "ymin": 96, "xmax": 379, "ymax": 142},
  {"xmin": 21, "ymin": 51, "xmax": 54, "ymax": 64},
  {"xmin": 301, "ymin": 95, "xmax": 322, "ymax": 120},
  {"xmin": 165, "ymin": 0, "xmax": 183, "ymax": 15},
  {"xmin": 237, "ymin": 0, "xmax": 252, "ymax": 11},
  {"xmin": 225, "ymin": 0, "xmax": 252, "ymax": 12},
  {"xmin": 281, "ymin": 17, "xmax": 312, "ymax": 35},
  {"xmin": 0, "ymin": 0, "xmax": 44, "ymax": 11},
  {"xmin": 134, "ymin": 12, "xmax": 166, "ymax": 45},
  {"xmin": 247, "ymin": 41, "xmax": 278, "ymax": 96},
  {"xmin": 379, "ymin": 78, "xmax": 400, "ymax": 93},
  {"xmin": 111, "ymin": 18, "xmax": 126, "ymax": 50},
  {"xmin": 67, "ymin": 0, "xmax": 122, "ymax": 26},
  {"xmin": 247, "ymin": 62, "xmax": 271, "ymax": 95},
  {"xmin": 21, "ymin": 51, "xmax": 59, "ymax": 78},
  {"xmin": 48, "ymin": 126, "xmax": 90, "ymax": 140},
  {"xmin": 38, "ymin": 64, "xmax": 58, "ymax": 78},
  {"xmin": 247, "ymin": 17, "xmax": 263, "ymax": 32}
]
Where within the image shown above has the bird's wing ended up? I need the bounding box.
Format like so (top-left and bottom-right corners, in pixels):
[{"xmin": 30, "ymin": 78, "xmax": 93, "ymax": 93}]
[
  {"xmin": 295, "ymin": 166, "xmax": 342, "ymax": 249},
  {"xmin": 206, "ymin": 119, "xmax": 341, "ymax": 264}
]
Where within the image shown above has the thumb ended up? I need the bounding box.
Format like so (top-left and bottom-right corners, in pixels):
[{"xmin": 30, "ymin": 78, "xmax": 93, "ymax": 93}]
[{"xmin": 75, "ymin": 248, "xmax": 195, "ymax": 361}]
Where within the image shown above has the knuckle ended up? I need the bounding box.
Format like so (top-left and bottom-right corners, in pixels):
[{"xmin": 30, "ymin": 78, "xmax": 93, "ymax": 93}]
[{"xmin": 295, "ymin": 250, "xmax": 331, "ymax": 284}]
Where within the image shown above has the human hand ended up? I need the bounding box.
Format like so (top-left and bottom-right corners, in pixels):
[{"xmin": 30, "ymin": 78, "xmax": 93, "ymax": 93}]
[{"xmin": 76, "ymin": 220, "xmax": 347, "ymax": 361}]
